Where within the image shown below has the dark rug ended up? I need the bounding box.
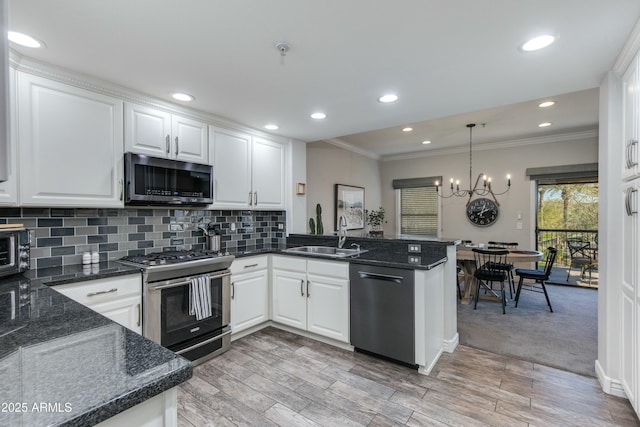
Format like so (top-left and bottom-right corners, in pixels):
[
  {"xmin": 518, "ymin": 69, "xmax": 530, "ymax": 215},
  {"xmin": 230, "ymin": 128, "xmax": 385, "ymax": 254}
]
[{"xmin": 457, "ymin": 283, "xmax": 597, "ymax": 377}]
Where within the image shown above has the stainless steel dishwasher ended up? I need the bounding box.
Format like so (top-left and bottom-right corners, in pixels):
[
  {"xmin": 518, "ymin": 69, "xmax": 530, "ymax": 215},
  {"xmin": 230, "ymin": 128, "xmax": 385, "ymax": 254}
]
[{"xmin": 350, "ymin": 264, "xmax": 415, "ymax": 366}]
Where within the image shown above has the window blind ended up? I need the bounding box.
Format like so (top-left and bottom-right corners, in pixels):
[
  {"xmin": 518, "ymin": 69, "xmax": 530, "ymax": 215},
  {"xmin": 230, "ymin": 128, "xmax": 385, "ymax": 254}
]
[{"xmin": 399, "ymin": 187, "xmax": 438, "ymax": 236}]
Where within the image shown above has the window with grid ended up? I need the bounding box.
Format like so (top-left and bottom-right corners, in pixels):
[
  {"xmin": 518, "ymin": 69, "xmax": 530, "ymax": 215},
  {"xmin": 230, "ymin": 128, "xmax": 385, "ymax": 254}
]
[{"xmin": 393, "ymin": 176, "xmax": 440, "ymax": 237}]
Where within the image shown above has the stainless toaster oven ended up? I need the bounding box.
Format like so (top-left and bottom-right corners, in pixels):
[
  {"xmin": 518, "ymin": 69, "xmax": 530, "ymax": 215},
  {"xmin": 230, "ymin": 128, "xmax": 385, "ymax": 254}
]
[{"xmin": 0, "ymin": 227, "xmax": 31, "ymax": 278}]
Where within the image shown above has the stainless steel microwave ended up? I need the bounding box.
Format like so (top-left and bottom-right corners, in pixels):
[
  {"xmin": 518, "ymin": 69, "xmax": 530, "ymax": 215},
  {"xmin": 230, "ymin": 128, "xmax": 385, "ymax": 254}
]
[
  {"xmin": 0, "ymin": 227, "xmax": 30, "ymax": 278},
  {"xmin": 124, "ymin": 153, "xmax": 214, "ymax": 206}
]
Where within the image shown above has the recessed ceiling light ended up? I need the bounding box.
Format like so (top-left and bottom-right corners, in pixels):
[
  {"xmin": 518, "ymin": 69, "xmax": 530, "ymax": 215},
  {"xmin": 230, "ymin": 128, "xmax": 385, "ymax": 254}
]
[
  {"xmin": 521, "ymin": 35, "xmax": 555, "ymax": 52},
  {"xmin": 310, "ymin": 112, "xmax": 327, "ymax": 120},
  {"xmin": 402, "ymin": 127, "xmax": 413, "ymax": 132},
  {"xmin": 421, "ymin": 140, "xmax": 431, "ymax": 145},
  {"xmin": 8, "ymin": 31, "xmax": 44, "ymax": 48},
  {"xmin": 171, "ymin": 93, "xmax": 194, "ymax": 102},
  {"xmin": 264, "ymin": 124, "xmax": 279, "ymax": 130},
  {"xmin": 378, "ymin": 94, "xmax": 398, "ymax": 103},
  {"xmin": 538, "ymin": 122, "xmax": 552, "ymax": 128},
  {"xmin": 538, "ymin": 101, "xmax": 555, "ymax": 108}
]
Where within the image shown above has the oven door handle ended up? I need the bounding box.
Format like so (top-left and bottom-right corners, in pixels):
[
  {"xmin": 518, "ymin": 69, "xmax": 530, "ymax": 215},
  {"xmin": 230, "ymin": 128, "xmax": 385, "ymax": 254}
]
[
  {"xmin": 150, "ymin": 271, "xmax": 231, "ymax": 291},
  {"xmin": 174, "ymin": 328, "xmax": 232, "ymax": 355}
]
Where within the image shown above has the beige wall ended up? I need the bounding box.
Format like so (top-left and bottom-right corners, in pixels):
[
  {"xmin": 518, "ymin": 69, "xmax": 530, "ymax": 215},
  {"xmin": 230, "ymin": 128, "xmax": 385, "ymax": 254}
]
[
  {"xmin": 305, "ymin": 135, "xmax": 598, "ymax": 247},
  {"xmin": 306, "ymin": 141, "xmax": 381, "ymax": 234},
  {"xmin": 381, "ymin": 135, "xmax": 598, "ymax": 249}
]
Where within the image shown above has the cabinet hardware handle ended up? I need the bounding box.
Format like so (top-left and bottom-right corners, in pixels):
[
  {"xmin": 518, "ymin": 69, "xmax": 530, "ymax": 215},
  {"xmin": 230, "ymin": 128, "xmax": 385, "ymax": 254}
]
[
  {"xmin": 300, "ymin": 279, "xmax": 304, "ymax": 296},
  {"xmin": 150, "ymin": 272, "xmax": 231, "ymax": 291},
  {"xmin": 626, "ymin": 187, "xmax": 637, "ymax": 216},
  {"xmin": 249, "ymin": 191, "xmax": 253, "ymax": 206},
  {"xmin": 137, "ymin": 303, "xmax": 141, "ymax": 327},
  {"xmin": 626, "ymin": 140, "xmax": 631, "ymax": 169},
  {"xmin": 254, "ymin": 192, "xmax": 258, "ymax": 206},
  {"xmin": 630, "ymin": 140, "xmax": 638, "ymax": 168},
  {"xmin": 244, "ymin": 264, "xmax": 258, "ymax": 269},
  {"xmin": 86, "ymin": 288, "xmax": 118, "ymax": 297},
  {"xmin": 175, "ymin": 136, "xmax": 179, "ymax": 156},
  {"xmin": 306, "ymin": 280, "xmax": 310, "ymax": 298},
  {"xmin": 231, "ymin": 282, "xmax": 235, "ymax": 299},
  {"xmin": 166, "ymin": 135, "xmax": 170, "ymax": 154},
  {"xmin": 119, "ymin": 179, "xmax": 123, "ymax": 201}
]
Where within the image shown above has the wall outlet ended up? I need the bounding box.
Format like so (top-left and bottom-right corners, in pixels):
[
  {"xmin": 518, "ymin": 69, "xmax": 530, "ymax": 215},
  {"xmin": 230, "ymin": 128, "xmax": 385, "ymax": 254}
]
[
  {"xmin": 278, "ymin": 223, "xmax": 284, "ymax": 230},
  {"xmin": 408, "ymin": 244, "xmax": 421, "ymax": 253},
  {"xmin": 408, "ymin": 255, "xmax": 421, "ymax": 264},
  {"xmin": 230, "ymin": 222, "xmax": 236, "ymax": 231},
  {"xmin": 516, "ymin": 221, "xmax": 523, "ymax": 230}
]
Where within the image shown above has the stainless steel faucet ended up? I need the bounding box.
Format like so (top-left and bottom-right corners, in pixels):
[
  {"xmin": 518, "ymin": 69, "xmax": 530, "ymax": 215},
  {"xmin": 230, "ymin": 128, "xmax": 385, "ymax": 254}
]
[{"xmin": 338, "ymin": 215, "xmax": 347, "ymax": 248}]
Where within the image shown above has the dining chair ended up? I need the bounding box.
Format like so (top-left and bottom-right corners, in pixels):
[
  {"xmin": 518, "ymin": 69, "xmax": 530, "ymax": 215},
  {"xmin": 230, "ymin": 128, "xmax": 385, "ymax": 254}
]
[
  {"xmin": 487, "ymin": 241, "xmax": 519, "ymax": 298},
  {"xmin": 566, "ymin": 238, "xmax": 595, "ymax": 284},
  {"xmin": 514, "ymin": 247, "xmax": 557, "ymax": 312},
  {"xmin": 472, "ymin": 248, "xmax": 509, "ymax": 314}
]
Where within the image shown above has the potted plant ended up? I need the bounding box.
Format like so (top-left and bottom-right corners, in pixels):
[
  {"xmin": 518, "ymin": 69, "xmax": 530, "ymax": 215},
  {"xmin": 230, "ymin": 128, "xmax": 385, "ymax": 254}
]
[{"xmin": 364, "ymin": 207, "xmax": 387, "ymax": 237}]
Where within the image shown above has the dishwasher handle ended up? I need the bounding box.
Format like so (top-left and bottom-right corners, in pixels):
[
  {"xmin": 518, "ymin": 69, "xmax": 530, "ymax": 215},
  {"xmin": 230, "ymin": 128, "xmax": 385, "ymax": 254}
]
[{"xmin": 357, "ymin": 271, "xmax": 404, "ymax": 284}]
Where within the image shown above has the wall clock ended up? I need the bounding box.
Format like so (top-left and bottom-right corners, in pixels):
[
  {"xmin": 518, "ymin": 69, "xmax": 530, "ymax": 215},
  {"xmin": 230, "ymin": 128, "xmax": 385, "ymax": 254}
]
[{"xmin": 466, "ymin": 197, "xmax": 499, "ymax": 227}]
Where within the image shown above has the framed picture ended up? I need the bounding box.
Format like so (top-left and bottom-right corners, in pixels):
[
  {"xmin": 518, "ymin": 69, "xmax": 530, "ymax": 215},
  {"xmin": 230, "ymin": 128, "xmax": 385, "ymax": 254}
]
[{"xmin": 335, "ymin": 184, "xmax": 365, "ymax": 230}]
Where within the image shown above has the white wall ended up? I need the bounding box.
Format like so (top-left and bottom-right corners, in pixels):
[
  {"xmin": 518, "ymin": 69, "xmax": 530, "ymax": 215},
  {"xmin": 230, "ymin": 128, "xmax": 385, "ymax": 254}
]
[
  {"xmin": 306, "ymin": 141, "xmax": 381, "ymax": 234},
  {"xmin": 381, "ymin": 136, "xmax": 598, "ymax": 248},
  {"xmin": 289, "ymin": 139, "xmax": 308, "ymax": 234}
]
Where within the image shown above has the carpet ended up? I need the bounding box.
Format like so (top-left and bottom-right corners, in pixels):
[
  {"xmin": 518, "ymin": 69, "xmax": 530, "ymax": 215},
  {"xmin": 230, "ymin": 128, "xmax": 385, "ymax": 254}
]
[{"xmin": 457, "ymin": 283, "xmax": 597, "ymax": 377}]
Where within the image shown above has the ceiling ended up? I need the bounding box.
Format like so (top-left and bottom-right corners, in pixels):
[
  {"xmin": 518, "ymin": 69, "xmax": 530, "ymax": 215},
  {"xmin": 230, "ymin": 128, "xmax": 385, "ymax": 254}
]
[{"xmin": 7, "ymin": 1, "xmax": 640, "ymax": 157}]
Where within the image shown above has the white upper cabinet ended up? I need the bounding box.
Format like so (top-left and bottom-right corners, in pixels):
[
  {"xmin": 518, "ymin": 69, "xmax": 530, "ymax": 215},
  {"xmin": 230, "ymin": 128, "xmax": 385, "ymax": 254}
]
[
  {"xmin": 210, "ymin": 127, "xmax": 286, "ymax": 210},
  {"xmin": 125, "ymin": 102, "xmax": 208, "ymax": 163},
  {"xmin": 0, "ymin": 67, "xmax": 18, "ymax": 206},
  {"xmin": 17, "ymin": 72, "xmax": 124, "ymax": 207},
  {"xmin": 623, "ymin": 55, "xmax": 639, "ymax": 181},
  {"xmin": 209, "ymin": 128, "xmax": 252, "ymax": 207}
]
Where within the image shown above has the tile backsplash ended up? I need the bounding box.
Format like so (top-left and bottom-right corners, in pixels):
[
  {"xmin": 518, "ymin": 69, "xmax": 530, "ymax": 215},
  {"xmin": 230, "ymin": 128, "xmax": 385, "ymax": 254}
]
[{"xmin": 0, "ymin": 207, "xmax": 286, "ymax": 269}]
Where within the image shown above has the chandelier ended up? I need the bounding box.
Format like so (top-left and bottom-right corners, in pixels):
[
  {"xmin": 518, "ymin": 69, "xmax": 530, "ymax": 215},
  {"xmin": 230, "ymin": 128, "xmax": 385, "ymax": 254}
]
[{"xmin": 435, "ymin": 123, "xmax": 510, "ymax": 206}]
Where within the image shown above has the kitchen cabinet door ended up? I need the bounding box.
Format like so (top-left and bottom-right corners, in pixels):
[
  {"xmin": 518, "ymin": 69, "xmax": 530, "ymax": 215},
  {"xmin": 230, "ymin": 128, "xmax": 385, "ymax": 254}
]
[
  {"xmin": 621, "ymin": 180, "xmax": 639, "ymax": 412},
  {"xmin": 251, "ymin": 136, "xmax": 285, "ymax": 209},
  {"xmin": 125, "ymin": 103, "xmax": 172, "ymax": 158},
  {"xmin": 125, "ymin": 103, "xmax": 208, "ymax": 163},
  {"xmin": 54, "ymin": 274, "xmax": 142, "ymax": 334},
  {"xmin": 0, "ymin": 67, "xmax": 18, "ymax": 205},
  {"xmin": 231, "ymin": 269, "xmax": 269, "ymax": 334},
  {"xmin": 209, "ymin": 127, "xmax": 252, "ymax": 207},
  {"xmin": 306, "ymin": 273, "xmax": 349, "ymax": 343},
  {"xmin": 623, "ymin": 56, "xmax": 640, "ymax": 182},
  {"xmin": 171, "ymin": 115, "xmax": 208, "ymax": 163},
  {"xmin": 271, "ymin": 268, "xmax": 307, "ymax": 330},
  {"xmin": 18, "ymin": 72, "xmax": 124, "ymax": 207}
]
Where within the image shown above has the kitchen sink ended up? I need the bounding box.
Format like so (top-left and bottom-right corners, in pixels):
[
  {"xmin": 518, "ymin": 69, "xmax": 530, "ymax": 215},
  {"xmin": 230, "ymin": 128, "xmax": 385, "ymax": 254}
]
[{"xmin": 282, "ymin": 246, "xmax": 368, "ymax": 258}]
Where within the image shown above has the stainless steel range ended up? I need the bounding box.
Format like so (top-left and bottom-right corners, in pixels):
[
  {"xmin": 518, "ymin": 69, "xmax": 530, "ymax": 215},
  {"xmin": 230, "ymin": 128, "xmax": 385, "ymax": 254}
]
[{"xmin": 119, "ymin": 250, "xmax": 235, "ymax": 365}]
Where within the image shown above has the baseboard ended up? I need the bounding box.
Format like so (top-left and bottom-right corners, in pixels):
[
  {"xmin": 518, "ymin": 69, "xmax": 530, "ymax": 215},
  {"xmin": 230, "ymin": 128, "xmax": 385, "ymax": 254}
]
[
  {"xmin": 230, "ymin": 322, "xmax": 271, "ymax": 342},
  {"xmin": 270, "ymin": 323, "xmax": 355, "ymax": 351},
  {"xmin": 595, "ymin": 359, "xmax": 629, "ymax": 398},
  {"xmin": 443, "ymin": 332, "xmax": 459, "ymax": 353},
  {"xmin": 418, "ymin": 347, "xmax": 444, "ymax": 376}
]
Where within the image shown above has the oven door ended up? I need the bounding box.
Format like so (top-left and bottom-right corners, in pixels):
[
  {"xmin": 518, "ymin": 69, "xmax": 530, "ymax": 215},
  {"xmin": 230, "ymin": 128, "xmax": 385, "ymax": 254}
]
[{"xmin": 145, "ymin": 271, "xmax": 230, "ymax": 346}]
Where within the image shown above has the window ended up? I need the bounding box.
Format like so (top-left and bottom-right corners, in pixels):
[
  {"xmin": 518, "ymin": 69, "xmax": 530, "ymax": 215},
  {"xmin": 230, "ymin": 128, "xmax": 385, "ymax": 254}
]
[{"xmin": 392, "ymin": 176, "xmax": 441, "ymax": 237}]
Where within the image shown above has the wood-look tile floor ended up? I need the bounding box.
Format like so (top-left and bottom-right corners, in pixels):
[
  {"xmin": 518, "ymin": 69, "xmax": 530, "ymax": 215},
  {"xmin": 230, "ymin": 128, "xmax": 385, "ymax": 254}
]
[{"xmin": 177, "ymin": 327, "xmax": 639, "ymax": 426}]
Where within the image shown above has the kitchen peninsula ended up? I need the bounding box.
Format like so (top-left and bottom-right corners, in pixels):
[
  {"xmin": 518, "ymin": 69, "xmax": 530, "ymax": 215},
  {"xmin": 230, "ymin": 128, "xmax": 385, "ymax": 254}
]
[{"xmin": 0, "ymin": 266, "xmax": 192, "ymax": 427}]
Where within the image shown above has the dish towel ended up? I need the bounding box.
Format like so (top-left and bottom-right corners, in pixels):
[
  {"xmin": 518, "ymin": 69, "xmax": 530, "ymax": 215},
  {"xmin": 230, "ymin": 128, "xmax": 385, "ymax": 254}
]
[{"xmin": 189, "ymin": 274, "xmax": 212, "ymax": 320}]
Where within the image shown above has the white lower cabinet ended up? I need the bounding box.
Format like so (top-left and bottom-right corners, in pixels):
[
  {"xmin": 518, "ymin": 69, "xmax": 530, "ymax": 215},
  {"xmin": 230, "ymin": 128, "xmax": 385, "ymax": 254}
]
[
  {"xmin": 230, "ymin": 255, "xmax": 269, "ymax": 335},
  {"xmin": 271, "ymin": 256, "xmax": 349, "ymax": 343},
  {"xmin": 54, "ymin": 274, "xmax": 142, "ymax": 335}
]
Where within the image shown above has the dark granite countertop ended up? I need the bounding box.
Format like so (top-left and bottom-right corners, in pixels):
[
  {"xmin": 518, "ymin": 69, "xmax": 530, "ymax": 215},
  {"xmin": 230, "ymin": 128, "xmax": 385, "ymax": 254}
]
[
  {"xmin": 24, "ymin": 260, "xmax": 142, "ymax": 287},
  {"xmin": 0, "ymin": 273, "xmax": 192, "ymax": 427}
]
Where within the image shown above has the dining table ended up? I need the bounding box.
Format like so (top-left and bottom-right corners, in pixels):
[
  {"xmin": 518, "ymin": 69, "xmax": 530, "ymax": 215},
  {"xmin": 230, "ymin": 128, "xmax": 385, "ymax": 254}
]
[{"xmin": 456, "ymin": 245, "xmax": 544, "ymax": 305}]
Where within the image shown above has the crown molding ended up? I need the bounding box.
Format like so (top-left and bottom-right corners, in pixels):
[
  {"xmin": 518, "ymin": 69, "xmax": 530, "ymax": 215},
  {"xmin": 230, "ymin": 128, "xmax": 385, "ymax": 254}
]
[
  {"xmin": 381, "ymin": 129, "xmax": 598, "ymax": 162},
  {"xmin": 9, "ymin": 52, "xmax": 293, "ymax": 145},
  {"xmin": 614, "ymin": 16, "xmax": 640, "ymax": 75},
  {"xmin": 322, "ymin": 138, "xmax": 381, "ymax": 160}
]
